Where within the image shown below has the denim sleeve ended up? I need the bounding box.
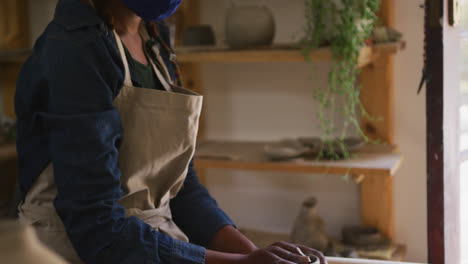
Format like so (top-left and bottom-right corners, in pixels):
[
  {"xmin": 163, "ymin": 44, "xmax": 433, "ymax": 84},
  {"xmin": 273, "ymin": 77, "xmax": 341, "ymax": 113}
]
[
  {"xmin": 170, "ymin": 161, "xmax": 236, "ymax": 248},
  {"xmin": 41, "ymin": 30, "xmax": 205, "ymax": 264}
]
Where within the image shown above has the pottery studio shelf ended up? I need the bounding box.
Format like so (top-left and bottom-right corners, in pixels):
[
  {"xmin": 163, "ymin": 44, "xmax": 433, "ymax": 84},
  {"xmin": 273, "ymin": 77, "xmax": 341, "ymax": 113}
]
[
  {"xmin": 239, "ymin": 228, "xmax": 407, "ymax": 262},
  {"xmin": 0, "ymin": 49, "xmax": 31, "ymax": 63},
  {"xmin": 0, "ymin": 144, "xmax": 17, "ymax": 161},
  {"xmin": 0, "ymin": 42, "xmax": 405, "ymax": 66},
  {"xmin": 194, "ymin": 140, "xmax": 403, "ymax": 178},
  {"xmin": 175, "ymin": 41, "xmax": 405, "ymax": 67}
]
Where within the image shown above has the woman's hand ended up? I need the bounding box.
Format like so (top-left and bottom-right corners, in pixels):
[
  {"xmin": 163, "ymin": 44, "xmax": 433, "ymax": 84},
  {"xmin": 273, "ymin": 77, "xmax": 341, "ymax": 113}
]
[
  {"xmin": 206, "ymin": 241, "xmax": 327, "ymax": 264},
  {"xmin": 236, "ymin": 241, "xmax": 327, "ymax": 264}
]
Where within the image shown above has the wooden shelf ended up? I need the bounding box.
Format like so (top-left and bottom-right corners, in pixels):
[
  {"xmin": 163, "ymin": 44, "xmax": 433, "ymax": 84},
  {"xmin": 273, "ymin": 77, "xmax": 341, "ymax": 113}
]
[
  {"xmin": 239, "ymin": 228, "xmax": 407, "ymax": 262},
  {"xmin": 176, "ymin": 41, "xmax": 405, "ymax": 67},
  {"xmin": 0, "ymin": 42, "xmax": 404, "ymax": 66},
  {"xmin": 0, "ymin": 49, "xmax": 31, "ymax": 64},
  {"xmin": 0, "ymin": 144, "xmax": 17, "ymax": 161},
  {"xmin": 194, "ymin": 140, "xmax": 403, "ymax": 177}
]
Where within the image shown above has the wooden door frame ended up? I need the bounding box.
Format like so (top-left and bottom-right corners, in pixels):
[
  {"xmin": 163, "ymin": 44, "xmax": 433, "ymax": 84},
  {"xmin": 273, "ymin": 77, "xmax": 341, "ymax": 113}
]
[{"xmin": 425, "ymin": 0, "xmax": 445, "ymax": 263}]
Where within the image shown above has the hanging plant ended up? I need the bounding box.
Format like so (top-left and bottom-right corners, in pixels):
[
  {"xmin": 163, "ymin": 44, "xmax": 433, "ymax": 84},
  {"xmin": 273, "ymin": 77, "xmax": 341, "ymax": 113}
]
[{"xmin": 300, "ymin": 0, "xmax": 381, "ymax": 160}]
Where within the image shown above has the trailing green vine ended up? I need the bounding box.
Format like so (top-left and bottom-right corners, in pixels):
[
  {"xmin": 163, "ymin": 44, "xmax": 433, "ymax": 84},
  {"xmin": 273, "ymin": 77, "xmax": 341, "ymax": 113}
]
[{"xmin": 301, "ymin": 0, "xmax": 381, "ymax": 160}]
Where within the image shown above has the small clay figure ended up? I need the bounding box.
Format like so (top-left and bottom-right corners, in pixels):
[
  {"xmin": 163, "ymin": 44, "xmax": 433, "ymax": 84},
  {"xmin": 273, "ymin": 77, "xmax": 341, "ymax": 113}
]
[{"xmin": 291, "ymin": 197, "xmax": 329, "ymax": 252}]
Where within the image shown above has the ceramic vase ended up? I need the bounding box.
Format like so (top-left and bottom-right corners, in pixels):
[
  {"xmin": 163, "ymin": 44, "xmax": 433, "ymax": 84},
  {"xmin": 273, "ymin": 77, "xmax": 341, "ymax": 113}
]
[
  {"xmin": 291, "ymin": 197, "xmax": 329, "ymax": 252},
  {"xmin": 225, "ymin": 1, "xmax": 275, "ymax": 49}
]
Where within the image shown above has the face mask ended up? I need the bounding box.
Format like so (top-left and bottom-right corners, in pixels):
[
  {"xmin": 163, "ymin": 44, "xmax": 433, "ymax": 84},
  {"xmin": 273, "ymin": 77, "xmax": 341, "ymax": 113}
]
[{"xmin": 121, "ymin": 0, "xmax": 182, "ymax": 21}]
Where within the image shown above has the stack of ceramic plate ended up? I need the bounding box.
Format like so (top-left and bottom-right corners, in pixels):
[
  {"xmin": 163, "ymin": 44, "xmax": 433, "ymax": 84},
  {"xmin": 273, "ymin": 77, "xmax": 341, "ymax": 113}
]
[{"xmin": 264, "ymin": 137, "xmax": 364, "ymax": 161}]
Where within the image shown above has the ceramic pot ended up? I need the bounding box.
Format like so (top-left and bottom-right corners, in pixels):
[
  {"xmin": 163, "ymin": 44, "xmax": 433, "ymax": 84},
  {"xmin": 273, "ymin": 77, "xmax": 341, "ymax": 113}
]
[
  {"xmin": 291, "ymin": 197, "xmax": 329, "ymax": 252},
  {"xmin": 225, "ymin": 2, "xmax": 275, "ymax": 49},
  {"xmin": 342, "ymin": 226, "xmax": 392, "ymax": 250},
  {"xmin": 373, "ymin": 27, "xmax": 403, "ymax": 43},
  {"xmin": 307, "ymin": 254, "xmax": 320, "ymax": 264},
  {"xmin": 298, "ymin": 137, "xmax": 364, "ymax": 160}
]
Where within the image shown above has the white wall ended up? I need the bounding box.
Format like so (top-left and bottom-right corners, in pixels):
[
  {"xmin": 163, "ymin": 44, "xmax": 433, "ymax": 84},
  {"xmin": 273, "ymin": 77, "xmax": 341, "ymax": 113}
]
[
  {"xmin": 393, "ymin": 1, "xmax": 427, "ymax": 262},
  {"xmin": 200, "ymin": 0, "xmax": 427, "ymax": 262}
]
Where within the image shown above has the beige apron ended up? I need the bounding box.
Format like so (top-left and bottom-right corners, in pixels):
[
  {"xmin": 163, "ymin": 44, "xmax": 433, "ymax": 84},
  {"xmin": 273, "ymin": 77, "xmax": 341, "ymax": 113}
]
[{"xmin": 18, "ymin": 26, "xmax": 203, "ymax": 263}]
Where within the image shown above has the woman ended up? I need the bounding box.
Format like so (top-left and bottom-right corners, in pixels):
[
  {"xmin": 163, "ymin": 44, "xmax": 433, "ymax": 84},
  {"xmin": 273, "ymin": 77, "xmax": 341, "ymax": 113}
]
[{"xmin": 15, "ymin": 0, "xmax": 327, "ymax": 263}]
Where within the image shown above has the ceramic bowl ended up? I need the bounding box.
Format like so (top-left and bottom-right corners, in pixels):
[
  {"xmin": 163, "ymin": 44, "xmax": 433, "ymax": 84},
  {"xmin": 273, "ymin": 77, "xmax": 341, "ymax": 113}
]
[
  {"xmin": 298, "ymin": 137, "xmax": 364, "ymax": 159},
  {"xmin": 308, "ymin": 254, "xmax": 320, "ymax": 264},
  {"xmin": 342, "ymin": 226, "xmax": 392, "ymax": 250},
  {"xmin": 263, "ymin": 139, "xmax": 309, "ymax": 160}
]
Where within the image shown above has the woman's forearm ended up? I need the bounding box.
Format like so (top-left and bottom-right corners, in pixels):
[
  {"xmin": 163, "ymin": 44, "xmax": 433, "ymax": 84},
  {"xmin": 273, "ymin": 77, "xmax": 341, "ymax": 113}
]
[
  {"xmin": 209, "ymin": 225, "xmax": 257, "ymax": 255},
  {"xmin": 205, "ymin": 250, "xmax": 244, "ymax": 264}
]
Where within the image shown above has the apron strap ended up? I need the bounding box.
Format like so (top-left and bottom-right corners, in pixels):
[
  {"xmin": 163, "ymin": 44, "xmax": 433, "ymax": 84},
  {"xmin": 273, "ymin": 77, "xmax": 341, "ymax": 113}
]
[
  {"xmin": 148, "ymin": 59, "xmax": 172, "ymax": 92},
  {"xmin": 113, "ymin": 30, "xmax": 133, "ymax": 87},
  {"xmin": 139, "ymin": 24, "xmax": 174, "ymax": 91},
  {"xmin": 149, "ymin": 45, "xmax": 174, "ymax": 86}
]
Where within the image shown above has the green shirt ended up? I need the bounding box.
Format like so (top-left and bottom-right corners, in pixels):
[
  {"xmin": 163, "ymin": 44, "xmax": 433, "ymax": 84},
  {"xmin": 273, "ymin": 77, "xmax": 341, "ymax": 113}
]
[{"xmin": 123, "ymin": 44, "xmax": 163, "ymax": 91}]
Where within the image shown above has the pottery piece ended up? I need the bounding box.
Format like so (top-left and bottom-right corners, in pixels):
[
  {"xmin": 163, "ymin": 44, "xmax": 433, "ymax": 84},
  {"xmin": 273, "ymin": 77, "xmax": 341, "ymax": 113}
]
[
  {"xmin": 225, "ymin": 2, "xmax": 275, "ymax": 49},
  {"xmin": 291, "ymin": 197, "xmax": 329, "ymax": 252},
  {"xmin": 182, "ymin": 25, "xmax": 216, "ymax": 46},
  {"xmin": 342, "ymin": 226, "xmax": 392, "ymax": 250},
  {"xmin": 264, "ymin": 139, "xmax": 309, "ymax": 161},
  {"xmin": 298, "ymin": 137, "xmax": 364, "ymax": 159},
  {"xmin": 307, "ymin": 254, "xmax": 320, "ymax": 264},
  {"xmin": 325, "ymin": 239, "xmax": 360, "ymax": 258},
  {"xmin": 373, "ymin": 27, "xmax": 403, "ymax": 43}
]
